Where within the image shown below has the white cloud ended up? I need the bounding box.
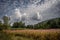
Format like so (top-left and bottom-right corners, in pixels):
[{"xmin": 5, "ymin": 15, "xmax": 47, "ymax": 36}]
[
  {"xmin": 11, "ymin": 0, "xmax": 58, "ymax": 25},
  {"xmin": 2, "ymin": 0, "xmax": 59, "ymax": 25},
  {"xmin": 23, "ymin": 0, "xmax": 57, "ymax": 14}
]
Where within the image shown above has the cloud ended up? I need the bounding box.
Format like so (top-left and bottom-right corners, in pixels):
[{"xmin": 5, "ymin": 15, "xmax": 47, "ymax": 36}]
[{"xmin": 0, "ymin": 0, "xmax": 60, "ymax": 25}]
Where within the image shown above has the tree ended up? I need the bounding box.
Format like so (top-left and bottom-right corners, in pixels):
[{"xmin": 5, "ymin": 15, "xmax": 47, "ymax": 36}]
[
  {"xmin": 2, "ymin": 16, "xmax": 10, "ymax": 25},
  {"xmin": 18, "ymin": 21, "xmax": 25, "ymax": 28},
  {"xmin": 12, "ymin": 22, "xmax": 19, "ymax": 28},
  {"xmin": 0, "ymin": 21, "xmax": 2, "ymax": 24},
  {"xmin": 0, "ymin": 21, "xmax": 2, "ymax": 30},
  {"xmin": 2, "ymin": 16, "xmax": 10, "ymax": 29},
  {"xmin": 12, "ymin": 21, "xmax": 25, "ymax": 28}
]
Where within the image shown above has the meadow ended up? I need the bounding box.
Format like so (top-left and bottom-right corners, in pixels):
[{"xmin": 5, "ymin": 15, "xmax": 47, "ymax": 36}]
[
  {"xmin": 3, "ymin": 29, "xmax": 60, "ymax": 40},
  {"xmin": 0, "ymin": 16, "xmax": 60, "ymax": 40}
]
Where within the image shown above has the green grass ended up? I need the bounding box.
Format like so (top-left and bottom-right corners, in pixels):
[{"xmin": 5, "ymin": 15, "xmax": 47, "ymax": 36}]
[
  {"xmin": 10, "ymin": 28, "xmax": 26, "ymax": 30},
  {"xmin": 15, "ymin": 36, "xmax": 33, "ymax": 40}
]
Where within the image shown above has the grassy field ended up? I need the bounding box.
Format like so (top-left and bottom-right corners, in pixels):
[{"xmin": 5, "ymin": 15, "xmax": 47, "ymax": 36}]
[{"xmin": 2, "ymin": 29, "xmax": 60, "ymax": 40}]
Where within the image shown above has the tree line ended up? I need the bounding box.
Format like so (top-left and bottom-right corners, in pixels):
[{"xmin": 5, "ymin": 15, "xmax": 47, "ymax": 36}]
[{"xmin": 0, "ymin": 16, "xmax": 60, "ymax": 30}]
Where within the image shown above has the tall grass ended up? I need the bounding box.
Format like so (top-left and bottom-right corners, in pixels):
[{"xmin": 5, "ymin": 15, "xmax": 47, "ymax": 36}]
[
  {"xmin": 0, "ymin": 31, "xmax": 14, "ymax": 40},
  {"xmin": 4, "ymin": 29, "xmax": 60, "ymax": 40}
]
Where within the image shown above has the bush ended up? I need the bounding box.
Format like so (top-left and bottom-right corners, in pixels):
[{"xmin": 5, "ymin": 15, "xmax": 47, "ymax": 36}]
[{"xmin": 0, "ymin": 31, "xmax": 14, "ymax": 40}]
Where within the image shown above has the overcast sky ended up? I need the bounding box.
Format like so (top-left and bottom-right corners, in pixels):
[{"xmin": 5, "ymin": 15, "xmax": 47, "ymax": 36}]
[{"xmin": 0, "ymin": 0, "xmax": 60, "ymax": 25}]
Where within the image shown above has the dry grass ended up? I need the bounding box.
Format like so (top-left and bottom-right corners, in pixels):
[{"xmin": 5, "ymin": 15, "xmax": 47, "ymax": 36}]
[{"xmin": 4, "ymin": 29, "xmax": 60, "ymax": 40}]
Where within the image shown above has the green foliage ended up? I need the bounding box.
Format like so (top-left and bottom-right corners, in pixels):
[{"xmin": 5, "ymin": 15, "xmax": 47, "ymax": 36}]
[
  {"xmin": 0, "ymin": 21, "xmax": 2, "ymax": 30},
  {"xmin": 12, "ymin": 18, "xmax": 60, "ymax": 29},
  {"xmin": 2, "ymin": 24, "xmax": 11, "ymax": 30},
  {"xmin": 12, "ymin": 21, "xmax": 25, "ymax": 28},
  {"xmin": 0, "ymin": 31, "xmax": 14, "ymax": 40},
  {"xmin": 15, "ymin": 36, "xmax": 33, "ymax": 40},
  {"xmin": 26, "ymin": 25, "xmax": 33, "ymax": 29},
  {"xmin": 0, "ymin": 16, "xmax": 11, "ymax": 30},
  {"xmin": 33, "ymin": 18, "xmax": 60, "ymax": 29},
  {"xmin": 2, "ymin": 16, "xmax": 10, "ymax": 25}
]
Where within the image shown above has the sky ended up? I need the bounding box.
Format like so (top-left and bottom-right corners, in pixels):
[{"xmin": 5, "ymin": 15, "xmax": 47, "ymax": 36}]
[{"xmin": 0, "ymin": 0, "xmax": 60, "ymax": 25}]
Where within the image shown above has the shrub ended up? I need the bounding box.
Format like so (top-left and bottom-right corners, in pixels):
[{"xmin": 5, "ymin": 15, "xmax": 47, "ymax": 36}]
[{"xmin": 0, "ymin": 31, "xmax": 14, "ymax": 40}]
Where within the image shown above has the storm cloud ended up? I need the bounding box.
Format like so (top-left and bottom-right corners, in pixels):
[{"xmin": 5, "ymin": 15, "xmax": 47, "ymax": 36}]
[{"xmin": 0, "ymin": 0, "xmax": 60, "ymax": 25}]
